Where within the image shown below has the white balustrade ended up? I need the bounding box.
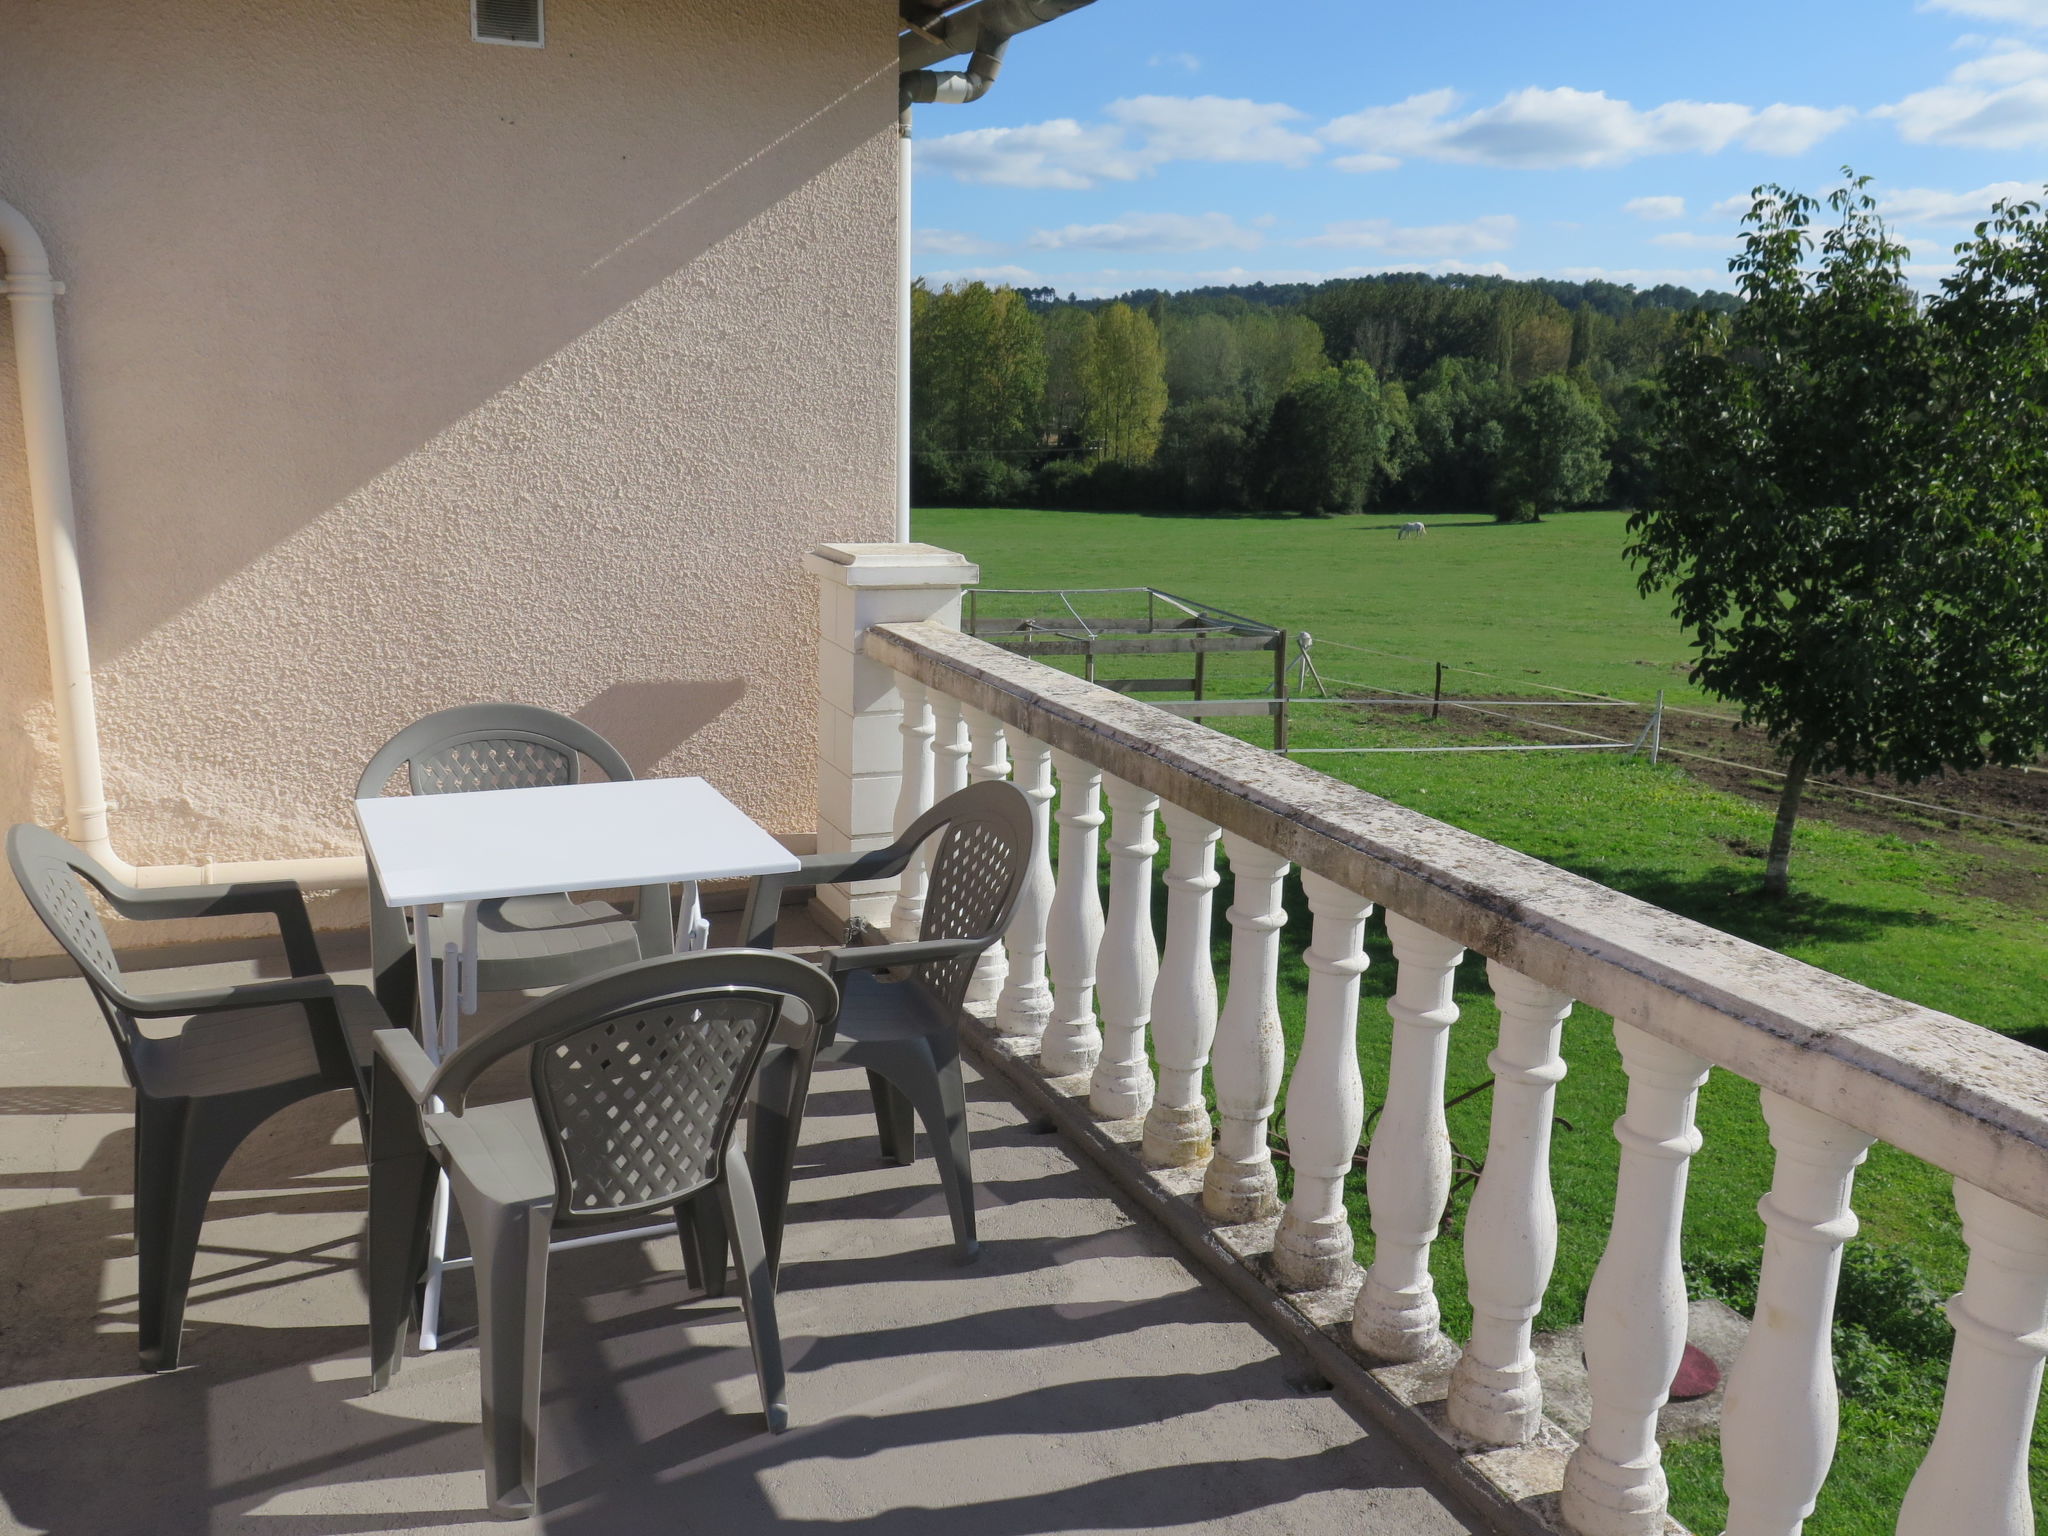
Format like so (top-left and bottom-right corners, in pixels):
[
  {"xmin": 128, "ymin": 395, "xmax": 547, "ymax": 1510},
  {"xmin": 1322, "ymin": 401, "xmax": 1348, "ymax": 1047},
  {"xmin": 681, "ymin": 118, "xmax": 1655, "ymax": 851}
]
[
  {"xmin": 1897, "ymin": 1180, "xmax": 2048, "ymax": 1536},
  {"xmin": 1039, "ymin": 750, "xmax": 1105, "ymax": 1077},
  {"xmin": 1089, "ymin": 774, "xmax": 1159, "ymax": 1121},
  {"xmin": 1718, "ymin": 1093, "xmax": 1874, "ymax": 1536},
  {"xmin": 888, "ymin": 676, "xmax": 935, "ymax": 941},
  {"xmin": 1272, "ymin": 873, "xmax": 1371, "ymax": 1291},
  {"xmin": 1141, "ymin": 803, "xmax": 1222, "ymax": 1167},
  {"xmin": 1353, "ymin": 912, "xmax": 1464, "ymax": 1360},
  {"xmin": 1561, "ymin": 1021, "xmax": 1710, "ymax": 1536},
  {"xmin": 1202, "ymin": 837, "xmax": 1291, "ymax": 1224},
  {"xmin": 1447, "ymin": 962, "xmax": 1572, "ymax": 1444},
  {"xmin": 995, "ymin": 727, "xmax": 1056, "ymax": 1041},
  {"xmin": 962, "ymin": 705, "xmax": 1011, "ymax": 1013}
]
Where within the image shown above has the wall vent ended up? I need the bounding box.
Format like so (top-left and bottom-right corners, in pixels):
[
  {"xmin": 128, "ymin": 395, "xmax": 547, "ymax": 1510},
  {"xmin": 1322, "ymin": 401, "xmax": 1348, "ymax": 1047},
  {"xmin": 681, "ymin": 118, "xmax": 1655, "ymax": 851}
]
[{"xmin": 473, "ymin": 0, "xmax": 543, "ymax": 47}]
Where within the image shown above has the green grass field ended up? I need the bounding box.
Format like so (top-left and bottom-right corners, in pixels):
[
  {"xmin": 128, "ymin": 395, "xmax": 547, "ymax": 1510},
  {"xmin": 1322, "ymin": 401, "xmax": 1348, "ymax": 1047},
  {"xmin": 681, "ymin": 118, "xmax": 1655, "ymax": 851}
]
[{"xmin": 916, "ymin": 506, "xmax": 2048, "ymax": 1535}]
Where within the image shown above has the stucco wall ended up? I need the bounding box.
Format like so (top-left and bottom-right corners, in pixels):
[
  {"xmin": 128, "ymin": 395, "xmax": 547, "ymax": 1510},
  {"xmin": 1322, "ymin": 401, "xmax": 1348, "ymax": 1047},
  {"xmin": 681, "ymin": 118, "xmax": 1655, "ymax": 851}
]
[{"xmin": 0, "ymin": 0, "xmax": 900, "ymax": 960}]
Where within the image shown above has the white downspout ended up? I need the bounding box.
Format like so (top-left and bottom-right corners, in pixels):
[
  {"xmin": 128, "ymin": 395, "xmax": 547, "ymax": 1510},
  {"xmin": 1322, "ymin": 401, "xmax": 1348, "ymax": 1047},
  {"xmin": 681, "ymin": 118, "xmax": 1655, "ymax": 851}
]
[
  {"xmin": 0, "ymin": 196, "xmax": 365, "ymax": 891},
  {"xmin": 896, "ymin": 106, "xmax": 913, "ymax": 542}
]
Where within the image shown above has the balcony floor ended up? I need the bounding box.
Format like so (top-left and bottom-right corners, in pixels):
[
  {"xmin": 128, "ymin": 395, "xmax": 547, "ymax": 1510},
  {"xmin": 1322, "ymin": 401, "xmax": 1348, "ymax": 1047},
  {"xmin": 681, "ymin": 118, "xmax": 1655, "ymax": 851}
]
[{"xmin": 0, "ymin": 923, "xmax": 1477, "ymax": 1535}]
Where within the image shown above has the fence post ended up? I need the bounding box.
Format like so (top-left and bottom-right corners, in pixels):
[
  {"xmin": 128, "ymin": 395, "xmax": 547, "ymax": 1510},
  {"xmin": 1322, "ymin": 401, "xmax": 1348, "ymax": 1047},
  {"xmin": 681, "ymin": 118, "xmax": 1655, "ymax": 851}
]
[
  {"xmin": 1650, "ymin": 690, "xmax": 1665, "ymax": 767},
  {"xmin": 1432, "ymin": 661, "xmax": 1443, "ymax": 721}
]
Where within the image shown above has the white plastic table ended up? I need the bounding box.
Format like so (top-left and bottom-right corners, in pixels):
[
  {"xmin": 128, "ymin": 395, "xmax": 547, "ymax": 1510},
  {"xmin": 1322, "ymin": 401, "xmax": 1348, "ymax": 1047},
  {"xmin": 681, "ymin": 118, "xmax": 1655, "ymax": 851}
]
[{"xmin": 353, "ymin": 776, "xmax": 801, "ymax": 1349}]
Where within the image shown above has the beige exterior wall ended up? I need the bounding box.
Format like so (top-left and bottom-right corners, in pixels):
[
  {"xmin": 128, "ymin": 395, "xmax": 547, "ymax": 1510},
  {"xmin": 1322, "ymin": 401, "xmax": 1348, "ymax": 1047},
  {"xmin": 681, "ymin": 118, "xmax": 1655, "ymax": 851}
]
[{"xmin": 0, "ymin": 0, "xmax": 900, "ymax": 959}]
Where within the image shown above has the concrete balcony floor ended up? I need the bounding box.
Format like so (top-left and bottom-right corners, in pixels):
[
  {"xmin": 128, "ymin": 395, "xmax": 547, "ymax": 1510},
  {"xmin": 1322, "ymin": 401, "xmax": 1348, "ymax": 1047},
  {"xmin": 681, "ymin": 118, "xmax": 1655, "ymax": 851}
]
[{"xmin": 0, "ymin": 921, "xmax": 1476, "ymax": 1535}]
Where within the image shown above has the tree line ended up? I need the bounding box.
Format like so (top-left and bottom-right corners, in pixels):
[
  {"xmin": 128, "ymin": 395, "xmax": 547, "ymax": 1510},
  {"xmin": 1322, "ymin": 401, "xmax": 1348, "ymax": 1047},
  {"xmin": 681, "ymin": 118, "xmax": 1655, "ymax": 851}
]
[{"xmin": 911, "ymin": 271, "xmax": 1737, "ymax": 519}]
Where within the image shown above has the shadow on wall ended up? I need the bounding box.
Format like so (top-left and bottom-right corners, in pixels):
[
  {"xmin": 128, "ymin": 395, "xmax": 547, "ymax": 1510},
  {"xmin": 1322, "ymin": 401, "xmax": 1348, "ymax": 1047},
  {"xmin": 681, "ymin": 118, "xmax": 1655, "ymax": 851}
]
[
  {"xmin": 576, "ymin": 679, "xmax": 747, "ymax": 777},
  {"xmin": 0, "ymin": 0, "xmax": 894, "ymax": 657}
]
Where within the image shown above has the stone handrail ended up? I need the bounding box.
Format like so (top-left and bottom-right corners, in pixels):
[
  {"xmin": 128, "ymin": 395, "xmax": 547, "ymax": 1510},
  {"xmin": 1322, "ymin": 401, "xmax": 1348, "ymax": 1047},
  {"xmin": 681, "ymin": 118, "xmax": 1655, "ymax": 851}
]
[
  {"xmin": 842, "ymin": 591, "xmax": 2048, "ymax": 1536},
  {"xmin": 868, "ymin": 618, "xmax": 2048, "ymax": 1220}
]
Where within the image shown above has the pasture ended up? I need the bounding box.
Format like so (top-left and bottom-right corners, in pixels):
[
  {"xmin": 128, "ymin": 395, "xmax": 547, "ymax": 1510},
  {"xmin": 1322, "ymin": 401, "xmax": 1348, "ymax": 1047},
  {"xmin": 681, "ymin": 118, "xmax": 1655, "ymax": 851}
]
[{"xmin": 916, "ymin": 506, "xmax": 2048, "ymax": 1535}]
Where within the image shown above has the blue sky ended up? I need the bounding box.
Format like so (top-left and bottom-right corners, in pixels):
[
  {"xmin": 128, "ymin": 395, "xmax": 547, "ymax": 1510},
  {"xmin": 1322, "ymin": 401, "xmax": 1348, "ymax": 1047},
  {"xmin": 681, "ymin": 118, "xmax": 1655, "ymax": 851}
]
[{"xmin": 910, "ymin": 0, "xmax": 2048, "ymax": 297}]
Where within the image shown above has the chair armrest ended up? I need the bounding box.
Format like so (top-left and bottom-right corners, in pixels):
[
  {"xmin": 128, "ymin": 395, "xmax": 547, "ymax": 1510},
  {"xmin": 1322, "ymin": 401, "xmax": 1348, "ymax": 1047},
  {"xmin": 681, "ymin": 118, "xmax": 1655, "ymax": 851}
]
[
  {"xmin": 120, "ymin": 973, "xmax": 340, "ymax": 1019},
  {"xmin": 740, "ymin": 848, "xmax": 913, "ymax": 949},
  {"xmin": 104, "ymin": 879, "xmax": 326, "ymax": 978},
  {"xmin": 816, "ymin": 935, "xmax": 986, "ymax": 976},
  {"xmin": 372, "ymin": 1028, "xmax": 438, "ymax": 1105},
  {"xmin": 423, "ymin": 1109, "xmax": 556, "ymax": 1211}
]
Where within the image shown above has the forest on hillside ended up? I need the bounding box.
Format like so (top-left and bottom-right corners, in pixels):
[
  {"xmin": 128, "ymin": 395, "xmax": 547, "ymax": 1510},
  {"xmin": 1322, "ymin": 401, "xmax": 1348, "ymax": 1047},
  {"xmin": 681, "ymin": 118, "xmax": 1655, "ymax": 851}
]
[{"xmin": 911, "ymin": 272, "xmax": 1740, "ymax": 519}]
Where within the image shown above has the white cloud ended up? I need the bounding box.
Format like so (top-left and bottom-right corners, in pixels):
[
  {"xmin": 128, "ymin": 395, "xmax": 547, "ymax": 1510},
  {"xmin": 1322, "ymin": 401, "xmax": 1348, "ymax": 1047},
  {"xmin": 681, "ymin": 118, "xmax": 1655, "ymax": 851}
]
[
  {"xmin": 1321, "ymin": 86, "xmax": 1852, "ymax": 170},
  {"xmin": 1300, "ymin": 214, "xmax": 1519, "ymax": 257},
  {"xmin": 1029, "ymin": 211, "xmax": 1266, "ymax": 253},
  {"xmin": 1878, "ymin": 40, "xmax": 2048, "ymax": 146},
  {"xmin": 920, "ymin": 95, "xmax": 1318, "ymax": 189},
  {"xmin": 1710, "ymin": 193, "xmax": 1756, "ymax": 218},
  {"xmin": 1147, "ymin": 50, "xmax": 1201, "ymax": 71},
  {"xmin": 1879, "ymin": 179, "xmax": 2038, "ymax": 223},
  {"xmin": 1651, "ymin": 230, "xmax": 1738, "ymax": 249},
  {"xmin": 1626, "ymin": 195, "xmax": 1687, "ymax": 220},
  {"xmin": 916, "ymin": 265, "xmax": 1050, "ymax": 289},
  {"xmin": 917, "ymin": 119, "xmax": 1148, "ymax": 189},
  {"xmin": 912, "ymin": 228, "xmax": 1001, "ymax": 256},
  {"xmin": 1922, "ymin": 0, "xmax": 2048, "ymax": 25},
  {"xmin": 1106, "ymin": 96, "xmax": 1321, "ymax": 167}
]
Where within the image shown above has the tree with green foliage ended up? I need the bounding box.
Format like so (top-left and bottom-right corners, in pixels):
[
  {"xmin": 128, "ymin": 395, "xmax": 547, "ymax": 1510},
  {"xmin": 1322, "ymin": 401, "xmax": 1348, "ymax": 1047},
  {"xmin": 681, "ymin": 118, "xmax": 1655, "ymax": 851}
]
[
  {"xmin": 1256, "ymin": 360, "xmax": 1389, "ymax": 515},
  {"xmin": 1493, "ymin": 374, "xmax": 1613, "ymax": 522},
  {"xmin": 1633, "ymin": 175, "xmax": 2048, "ymax": 897},
  {"xmin": 1081, "ymin": 302, "xmax": 1168, "ymax": 463},
  {"xmin": 912, "ymin": 280, "xmax": 1045, "ymax": 455}
]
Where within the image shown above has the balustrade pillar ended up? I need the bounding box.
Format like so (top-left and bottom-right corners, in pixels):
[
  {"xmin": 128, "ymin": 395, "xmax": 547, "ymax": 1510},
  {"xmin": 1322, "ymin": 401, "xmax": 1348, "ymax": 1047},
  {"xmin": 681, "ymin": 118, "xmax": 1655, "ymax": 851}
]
[
  {"xmin": 1897, "ymin": 1180, "xmax": 2048, "ymax": 1536},
  {"xmin": 1447, "ymin": 962, "xmax": 1571, "ymax": 1443},
  {"xmin": 1141, "ymin": 803, "xmax": 1222, "ymax": 1167},
  {"xmin": 1202, "ymin": 837, "xmax": 1291, "ymax": 1223},
  {"xmin": 888, "ymin": 677, "xmax": 935, "ymax": 941},
  {"xmin": 930, "ymin": 693, "xmax": 968, "ymax": 802},
  {"xmin": 1353, "ymin": 912, "xmax": 1463, "ymax": 1360},
  {"xmin": 1089, "ymin": 775, "xmax": 1159, "ymax": 1120},
  {"xmin": 995, "ymin": 727, "xmax": 1056, "ymax": 1041},
  {"xmin": 1719, "ymin": 1092, "xmax": 1874, "ymax": 1536},
  {"xmin": 1039, "ymin": 751, "xmax": 1105, "ymax": 1078},
  {"xmin": 1272, "ymin": 873, "xmax": 1371, "ymax": 1291},
  {"xmin": 962, "ymin": 705, "xmax": 1010, "ymax": 1014},
  {"xmin": 1560, "ymin": 1021, "xmax": 1710, "ymax": 1536}
]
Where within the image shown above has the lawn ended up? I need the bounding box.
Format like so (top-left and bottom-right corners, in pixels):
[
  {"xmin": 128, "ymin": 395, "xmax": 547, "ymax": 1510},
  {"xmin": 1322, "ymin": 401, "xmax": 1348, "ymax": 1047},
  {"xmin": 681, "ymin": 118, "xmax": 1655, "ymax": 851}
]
[{"xmin": 917, "ymin": 506, "xmax": 2048, "ymax": 1536}]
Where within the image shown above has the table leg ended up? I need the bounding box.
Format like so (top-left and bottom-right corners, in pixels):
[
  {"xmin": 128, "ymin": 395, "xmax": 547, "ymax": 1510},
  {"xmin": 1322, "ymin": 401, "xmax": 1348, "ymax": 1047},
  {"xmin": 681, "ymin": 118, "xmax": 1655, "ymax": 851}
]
[
  {"xmin": 677, "ymin": 881, "xmax": 710, "ymax": 952},
  {"xmin": 415, "ymin": 902, "xmax": 478, "ymax": 1354}
]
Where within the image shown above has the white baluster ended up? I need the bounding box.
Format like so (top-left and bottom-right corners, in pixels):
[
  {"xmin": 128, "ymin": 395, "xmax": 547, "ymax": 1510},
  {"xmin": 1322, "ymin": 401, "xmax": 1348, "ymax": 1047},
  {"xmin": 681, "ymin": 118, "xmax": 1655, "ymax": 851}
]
[
  {"xmin": 930, "ymin": 692, "xmax": 968, "ymax": 803},
  {"xmin": 1272, "ymin": 873, "xmax": 1371, "ymax": 1291},
  {"xmin": 1040, "ymin": 751, "xmax": 1105, "ymax": 1078},
  {"xmin": 1352, "ymin": 912, "xmax": 1463, "ymax": 1361},
  {"xmin": 1897, "ymin": 1180, "xmax": 2048, "ymax": 1536},
  {"xmin": 1202, "ymin": 837, "xmax": 1290, "ymax": 1224},
  {"xmin": 962, "ymin": 705, "xmax": 1011, "ymax": 1015},
  {"xmin": 995, "ymin": 727, "xmax": 1056, "ymax": 1042},
  {"xmin": 1141, "ymin": 803, "xmax": 1221, "ymax": 1167},
  {"xmin": 1719, "ymin": 1092, "xmax": 1874, "ymax": 1536},
  {"xmin": 1447, "ymin": 962, "xmax": 1571, "ymax": 1444},
  {"xmin": 888, "ymin": 677, "xmax": 935, "ymax": 941},
  {"xmin": 1089, "ymin": 774, "xmax": 1159, "ymax": 1121},
  {"xmin": 1560, "ymin": 1021, "xmax": 1710, "ymax": 1536}
]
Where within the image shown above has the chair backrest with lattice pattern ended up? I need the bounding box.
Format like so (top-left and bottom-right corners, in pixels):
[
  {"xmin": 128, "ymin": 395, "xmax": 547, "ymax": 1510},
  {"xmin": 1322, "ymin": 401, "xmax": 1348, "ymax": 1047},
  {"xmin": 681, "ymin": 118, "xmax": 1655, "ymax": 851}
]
[
  {"xmin": 912, "ymin": 781, "xmax": 1034, "ymax": 1012},
  {"xmin": 7, "ymin": 825, "xmax": 143, "ymax": 1070},
  {"xmin": 420, "ymin": 950, "xmax": 838, "ymax": 1228}
]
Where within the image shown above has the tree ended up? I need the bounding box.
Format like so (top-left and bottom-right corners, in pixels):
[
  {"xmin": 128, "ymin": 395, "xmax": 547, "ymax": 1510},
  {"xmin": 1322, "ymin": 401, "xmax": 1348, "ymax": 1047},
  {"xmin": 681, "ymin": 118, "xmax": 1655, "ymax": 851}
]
[
  {"xmin": 1632, "ymin": 175, "xmax": 2048, "ymax": 897},
  {"xmin": 1039, "ymin": 305, "xmax": 1095, "ymax": 445},
  {"xmin": 1492, "ymin": 374, "xmax": 1612, "ymax": 522},
  {"xmin": 912, "ymin": 281, "xmax": 1045, "ymax": 455},
  {"xmin": 1082, "ymin": 302, "xmax": 1168, "ymax": 463},
  {"xmin": 1255, "ymin": 360, "xmax": 1389, "ymax": 514}
]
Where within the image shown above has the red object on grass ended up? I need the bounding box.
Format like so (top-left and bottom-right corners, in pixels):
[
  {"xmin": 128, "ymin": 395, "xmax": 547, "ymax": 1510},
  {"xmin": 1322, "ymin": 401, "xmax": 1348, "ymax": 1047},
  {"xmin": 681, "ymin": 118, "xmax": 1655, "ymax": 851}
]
[{"xmin": 1668, "ymin": 1342, "xmax": 1721, "ymax": 1402}]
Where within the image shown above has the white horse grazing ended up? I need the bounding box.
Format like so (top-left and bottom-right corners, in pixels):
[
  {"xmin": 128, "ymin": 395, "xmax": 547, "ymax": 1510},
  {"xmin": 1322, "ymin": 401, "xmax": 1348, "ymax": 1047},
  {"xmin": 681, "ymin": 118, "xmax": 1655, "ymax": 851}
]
[{"xmin": 1398, "ymin": 520, "xmax": 1427, "ymax": 540}]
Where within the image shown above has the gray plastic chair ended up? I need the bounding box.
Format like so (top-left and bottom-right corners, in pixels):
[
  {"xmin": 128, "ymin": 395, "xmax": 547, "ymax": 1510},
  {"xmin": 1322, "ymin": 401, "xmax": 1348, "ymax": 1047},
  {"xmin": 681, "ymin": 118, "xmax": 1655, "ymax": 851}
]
[
  {"xmin": 355, "ymin": 704, "xmax": 674, "ymax": 1022},
  {"xmin": 364, "ymin": 949, "xmax": 838, "ymax": 1521},
  {"xmin": 6, "ymin": 824, "xmax": 379, "ymax": 1372},
  {"xmin": 739, "ymin": 779, "xmax": 1034, "ymax": 1267}
]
